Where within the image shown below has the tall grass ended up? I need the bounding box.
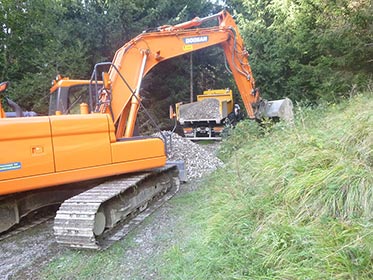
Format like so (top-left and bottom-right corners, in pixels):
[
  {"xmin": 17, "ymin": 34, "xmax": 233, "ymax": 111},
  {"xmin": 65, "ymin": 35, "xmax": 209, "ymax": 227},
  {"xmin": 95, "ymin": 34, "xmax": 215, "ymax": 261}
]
[{"xmin": 161, "ymin": 93, "xmax": 373, "ymax": 279}]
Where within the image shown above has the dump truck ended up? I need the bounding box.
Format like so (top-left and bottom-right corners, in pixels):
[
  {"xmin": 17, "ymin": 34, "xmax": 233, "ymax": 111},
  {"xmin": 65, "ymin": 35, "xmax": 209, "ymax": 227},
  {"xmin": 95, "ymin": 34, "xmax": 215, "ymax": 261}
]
[
  {"xmin": 0, "ymin": 10, "xmax": 293, "ymax": 249},
  {"xmin": 176, "ymin": 88, "xmax": 236, "ymax": 140},
  {"xmin": 175, "ymin": 88, "xmax": 293, "ymax": 140}
]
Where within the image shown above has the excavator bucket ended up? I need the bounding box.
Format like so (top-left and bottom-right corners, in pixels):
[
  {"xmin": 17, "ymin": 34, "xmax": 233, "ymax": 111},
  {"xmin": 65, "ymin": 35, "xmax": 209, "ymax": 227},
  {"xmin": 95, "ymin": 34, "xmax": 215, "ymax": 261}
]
[{"xmin": 257, "ymin": 98, "xmax": 294, "ymax": 122}]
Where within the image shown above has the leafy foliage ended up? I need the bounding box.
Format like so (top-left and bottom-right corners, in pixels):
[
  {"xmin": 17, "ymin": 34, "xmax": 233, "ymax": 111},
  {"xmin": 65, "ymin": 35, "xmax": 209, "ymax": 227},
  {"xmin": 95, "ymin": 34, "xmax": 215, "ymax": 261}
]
[
  {"xmin": 226, "ymin": 0, "xmax": 372, "ymax": 102},
  {"xmin": 0, "ymin": 0, "xmax": 371, "ymax": 118},
  {"xmin": 0, "ymin": 0, "xmax": 225, "ymax": 114}
]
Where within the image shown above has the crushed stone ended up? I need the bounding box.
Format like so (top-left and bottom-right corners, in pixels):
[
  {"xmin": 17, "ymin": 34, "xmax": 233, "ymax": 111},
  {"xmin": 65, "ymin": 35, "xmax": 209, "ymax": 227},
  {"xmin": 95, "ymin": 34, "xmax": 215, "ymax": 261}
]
[{"xmin": 155, "ymin": 131, "xmax": 224, "ymax": 180}]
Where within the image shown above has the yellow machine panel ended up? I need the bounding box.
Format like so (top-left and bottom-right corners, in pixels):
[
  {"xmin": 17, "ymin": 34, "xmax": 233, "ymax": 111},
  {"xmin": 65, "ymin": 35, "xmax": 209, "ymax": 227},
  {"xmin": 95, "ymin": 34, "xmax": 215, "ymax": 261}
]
[
  {"xmin": 50, "ymin": 114, "xmax": 112, "ymax": 172},
  {"xmin": 0, "ymin": 117, "xmax": 54, "ymax": 181},
  {"xmin": 111, "ymin": 137, "xmax": 165, "ymax": 163}
]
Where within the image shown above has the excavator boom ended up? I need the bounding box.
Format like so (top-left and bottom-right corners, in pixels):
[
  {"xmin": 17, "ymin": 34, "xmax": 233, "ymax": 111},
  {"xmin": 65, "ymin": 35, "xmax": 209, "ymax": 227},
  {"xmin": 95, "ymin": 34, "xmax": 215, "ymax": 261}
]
[{"xmin": 104, "ymin": 10, "xmax": 262, "ymax": 139}]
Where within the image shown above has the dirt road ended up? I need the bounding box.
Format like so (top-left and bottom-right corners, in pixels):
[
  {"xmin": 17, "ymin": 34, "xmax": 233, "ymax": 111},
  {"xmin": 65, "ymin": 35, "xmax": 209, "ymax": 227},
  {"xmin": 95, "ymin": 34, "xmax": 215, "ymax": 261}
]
[{"xmin": 0, "ymin": 220, "xmax": 65, "ymax": 279}]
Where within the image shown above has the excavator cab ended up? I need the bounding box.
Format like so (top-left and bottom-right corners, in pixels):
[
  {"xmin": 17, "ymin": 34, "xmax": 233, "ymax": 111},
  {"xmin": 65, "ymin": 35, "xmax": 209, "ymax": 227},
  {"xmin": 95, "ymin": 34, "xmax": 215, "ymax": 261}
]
[{"xmin": 49, "ymin": 77, "xmax": 102, "ymax": 116}]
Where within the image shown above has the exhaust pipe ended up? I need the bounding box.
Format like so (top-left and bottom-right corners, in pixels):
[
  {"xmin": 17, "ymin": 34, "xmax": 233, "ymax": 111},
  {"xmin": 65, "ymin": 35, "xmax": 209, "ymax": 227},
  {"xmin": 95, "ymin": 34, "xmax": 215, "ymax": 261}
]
[{"xmin": 6, "ymin": 97, "xmax": 24, "ymax": 117}]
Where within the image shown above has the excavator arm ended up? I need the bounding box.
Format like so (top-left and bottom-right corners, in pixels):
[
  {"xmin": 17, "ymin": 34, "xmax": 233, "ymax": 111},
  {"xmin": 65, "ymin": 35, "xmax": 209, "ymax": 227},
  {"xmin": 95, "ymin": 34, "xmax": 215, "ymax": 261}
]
[{"xmin": 103, "ymin": 10, "xmax": 260, "ymax": 138}]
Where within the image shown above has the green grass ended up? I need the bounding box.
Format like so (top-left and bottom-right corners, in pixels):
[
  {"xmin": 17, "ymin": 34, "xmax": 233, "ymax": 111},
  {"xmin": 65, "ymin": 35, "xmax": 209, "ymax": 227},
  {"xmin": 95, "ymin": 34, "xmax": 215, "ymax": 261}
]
[
  {"xmin": 42, "ymin": 236, "xmax": 137, "ymax": 280},
  {"xmin": 160, "ymin": 92, "xmax": 373, "ymax": 279}
]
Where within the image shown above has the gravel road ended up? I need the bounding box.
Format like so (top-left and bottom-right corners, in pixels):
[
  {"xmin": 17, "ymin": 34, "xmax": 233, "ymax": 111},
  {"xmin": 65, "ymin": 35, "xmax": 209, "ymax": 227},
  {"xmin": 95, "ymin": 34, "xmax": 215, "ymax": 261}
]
[
  {"xmin": 0, "ymin": 220, "xmax": 66, "ymax": 280},
  {"xmin": 0, "ymin": 139, "xmax": 220, "ymax": 280}
]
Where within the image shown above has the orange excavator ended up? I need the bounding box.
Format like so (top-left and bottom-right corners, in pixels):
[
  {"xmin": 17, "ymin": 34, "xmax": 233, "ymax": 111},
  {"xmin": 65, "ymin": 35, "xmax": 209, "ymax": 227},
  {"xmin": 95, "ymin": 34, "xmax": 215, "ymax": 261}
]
[{"xmin": 0, "ymin": 10, "xmax": 292, "ymax": 249}]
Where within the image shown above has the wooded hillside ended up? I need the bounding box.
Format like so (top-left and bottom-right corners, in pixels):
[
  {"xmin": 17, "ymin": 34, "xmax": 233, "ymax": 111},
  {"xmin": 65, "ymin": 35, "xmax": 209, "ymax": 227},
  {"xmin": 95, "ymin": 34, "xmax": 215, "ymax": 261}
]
[{"xmin": 1, "ymin": 0, "xmax": 371, "ymax": 120}]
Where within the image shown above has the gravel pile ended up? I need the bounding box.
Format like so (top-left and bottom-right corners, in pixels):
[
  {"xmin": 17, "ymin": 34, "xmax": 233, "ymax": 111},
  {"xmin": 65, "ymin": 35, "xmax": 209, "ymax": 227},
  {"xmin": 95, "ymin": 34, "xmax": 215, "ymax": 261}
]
[
  {"xmin": 179, "ymin": 98, "xmax": 221, "ymax": 121},
  {"xmin": 154, "ymin": 132, "xmax": 224, "ymax": 180}
]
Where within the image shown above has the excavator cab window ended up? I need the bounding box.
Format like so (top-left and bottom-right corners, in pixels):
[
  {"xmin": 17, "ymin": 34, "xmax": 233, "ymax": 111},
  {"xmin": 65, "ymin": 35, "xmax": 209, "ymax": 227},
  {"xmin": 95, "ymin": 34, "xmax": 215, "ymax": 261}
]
[
  {"xmin": 49, "ymin": 84, "xmax": 101, "ymax": 115},
  {"xmin": 66, "ymin": 85, "xmax": 92, "ymax": 114},
  {"xmin": 49, "ymin": 88, "xmax": 59, "ymax": 115}
]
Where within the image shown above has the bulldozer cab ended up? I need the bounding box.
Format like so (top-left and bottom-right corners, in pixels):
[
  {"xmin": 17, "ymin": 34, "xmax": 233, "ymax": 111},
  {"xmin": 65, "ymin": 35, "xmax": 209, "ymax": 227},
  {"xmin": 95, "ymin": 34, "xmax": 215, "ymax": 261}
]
[{"xmin": 49, "ymin": 78, "xmax": 102, "ymax": 115}]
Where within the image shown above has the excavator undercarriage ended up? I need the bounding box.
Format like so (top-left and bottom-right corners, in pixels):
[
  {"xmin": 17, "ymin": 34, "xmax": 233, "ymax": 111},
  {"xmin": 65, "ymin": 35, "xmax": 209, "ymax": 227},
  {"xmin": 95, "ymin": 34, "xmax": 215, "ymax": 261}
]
[
  {"xmin": 0, "ymin": 165, "xmax": 179, "ymax": 249},
  {"xmin": 0, "ymin": 181, "xmax": 96, "ymax": 234},
  {"xmin": 54, "ymin": 165, "xmax": 179, "ymax": 249}
]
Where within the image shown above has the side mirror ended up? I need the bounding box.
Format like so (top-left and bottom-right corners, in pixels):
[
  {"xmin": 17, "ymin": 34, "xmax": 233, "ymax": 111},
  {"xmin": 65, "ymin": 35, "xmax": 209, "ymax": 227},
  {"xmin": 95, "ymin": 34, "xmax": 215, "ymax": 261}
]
[{"xmin": 0, "ymin": 82, "xmax": 9, "ymax": 93}]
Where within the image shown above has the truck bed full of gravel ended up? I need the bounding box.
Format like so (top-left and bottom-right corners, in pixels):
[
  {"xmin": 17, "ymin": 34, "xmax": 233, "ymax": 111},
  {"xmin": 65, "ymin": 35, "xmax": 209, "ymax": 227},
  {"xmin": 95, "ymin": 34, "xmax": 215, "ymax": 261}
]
[{"xmin": 179, "ymin": 98, "xmax": 221, "ymax": 121}]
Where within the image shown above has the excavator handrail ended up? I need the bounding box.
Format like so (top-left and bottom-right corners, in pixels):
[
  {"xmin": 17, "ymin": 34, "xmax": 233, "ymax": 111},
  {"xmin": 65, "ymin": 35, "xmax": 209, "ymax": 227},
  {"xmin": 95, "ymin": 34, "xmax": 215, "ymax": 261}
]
[{"xmin": 89, "ymin": 61, "xmax": 170, "ymax": 153}]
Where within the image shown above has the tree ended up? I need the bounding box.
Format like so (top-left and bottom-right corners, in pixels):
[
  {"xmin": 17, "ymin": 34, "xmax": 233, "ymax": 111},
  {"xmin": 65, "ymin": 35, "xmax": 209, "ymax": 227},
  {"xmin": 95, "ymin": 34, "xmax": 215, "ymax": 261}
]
[
  {"xmin": 0, "ymin": 0, "xmax": 226, "ymax": 115},
  {"xmin": 0, "ymin": 0, "xmax": 91, "ymax": 113},
  {"xmin": 226, "ymin": 0, "xmax": 372, "ymax": 102}
]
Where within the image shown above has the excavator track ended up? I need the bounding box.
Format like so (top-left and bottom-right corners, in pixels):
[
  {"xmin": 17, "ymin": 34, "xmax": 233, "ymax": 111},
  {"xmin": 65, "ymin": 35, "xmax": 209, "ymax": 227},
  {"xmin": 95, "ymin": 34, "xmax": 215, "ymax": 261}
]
[{"xmin": 54, "ymin": 165, "xmax": 179, "ymax": 250}]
